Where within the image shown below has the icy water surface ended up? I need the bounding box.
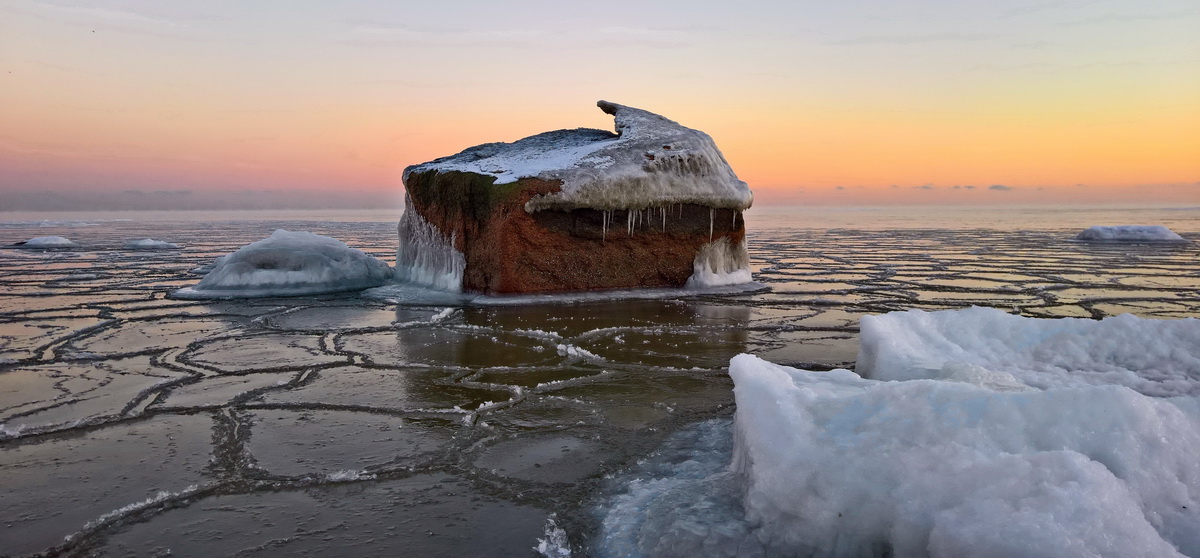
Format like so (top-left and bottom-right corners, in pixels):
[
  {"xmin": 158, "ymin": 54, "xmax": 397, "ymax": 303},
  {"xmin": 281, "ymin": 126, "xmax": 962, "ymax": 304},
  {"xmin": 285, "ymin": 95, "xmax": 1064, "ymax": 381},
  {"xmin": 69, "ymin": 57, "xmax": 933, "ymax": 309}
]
[{"xmin": 0, "ymin": 208, "xmax": 1197, "ymax": 557}]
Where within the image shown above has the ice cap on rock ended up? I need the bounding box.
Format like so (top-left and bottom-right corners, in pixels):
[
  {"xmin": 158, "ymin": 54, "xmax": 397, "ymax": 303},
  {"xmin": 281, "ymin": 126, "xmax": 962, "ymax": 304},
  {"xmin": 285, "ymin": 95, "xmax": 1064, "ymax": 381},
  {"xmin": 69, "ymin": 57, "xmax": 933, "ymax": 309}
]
[{"xmin": 404, "ymin": 101, "xmax": 752, "ymax": 212}]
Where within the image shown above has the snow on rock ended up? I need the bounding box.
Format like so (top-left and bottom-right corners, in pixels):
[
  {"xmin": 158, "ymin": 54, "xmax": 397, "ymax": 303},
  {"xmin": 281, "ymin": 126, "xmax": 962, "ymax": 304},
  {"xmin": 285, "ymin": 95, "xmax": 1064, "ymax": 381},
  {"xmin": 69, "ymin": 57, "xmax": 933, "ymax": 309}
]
[
  {"xmin": 730, "ymin": 353, "xmax": 1200, "ymax": 558},
  {"xmin": 857, "ymin": 307, "xmax": 1200, "ymax": 396},
  {"xmin": 173, "ymin": 229, "xmax": 392, "ymax": 298},
  {"xmin": 404, "ymin": 101, "xmax": 753, "ymax": 212},
  {"xmin": 13, "ymin": 236, "xmax": 76, "ymax": 248},
  {"xmin": 1075, "ymin": 225, "xmax": 1186, "ymax": 242},
  {"xmin": 124, "ymin": 238, "xmax": 180, "ymax": 250}
]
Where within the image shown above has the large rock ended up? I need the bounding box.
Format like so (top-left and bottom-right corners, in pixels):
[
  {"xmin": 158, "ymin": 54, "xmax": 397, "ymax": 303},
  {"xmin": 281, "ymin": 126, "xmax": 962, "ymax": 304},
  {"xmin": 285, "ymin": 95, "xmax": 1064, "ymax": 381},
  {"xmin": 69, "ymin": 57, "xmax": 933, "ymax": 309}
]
[{"xmin": 397, "ymin": 101, "xmax": 753, "ymax": 295}]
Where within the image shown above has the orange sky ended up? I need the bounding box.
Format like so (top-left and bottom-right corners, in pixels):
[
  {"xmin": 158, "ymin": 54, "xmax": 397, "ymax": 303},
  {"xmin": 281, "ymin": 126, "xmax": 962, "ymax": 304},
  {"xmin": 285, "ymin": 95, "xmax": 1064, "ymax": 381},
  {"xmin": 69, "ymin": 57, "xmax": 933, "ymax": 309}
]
[{"xmin": 1, "ymin": 0, "xmax": 1198, "ymax": 209}]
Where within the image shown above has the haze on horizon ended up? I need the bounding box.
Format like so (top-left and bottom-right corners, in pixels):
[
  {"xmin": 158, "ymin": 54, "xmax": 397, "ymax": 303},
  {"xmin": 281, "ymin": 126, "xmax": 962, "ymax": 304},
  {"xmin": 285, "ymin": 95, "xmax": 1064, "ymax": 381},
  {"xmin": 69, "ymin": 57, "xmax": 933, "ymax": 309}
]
[{"xmin": 1, "ymin": 0, "xmax": 1198, "ymax": 211}]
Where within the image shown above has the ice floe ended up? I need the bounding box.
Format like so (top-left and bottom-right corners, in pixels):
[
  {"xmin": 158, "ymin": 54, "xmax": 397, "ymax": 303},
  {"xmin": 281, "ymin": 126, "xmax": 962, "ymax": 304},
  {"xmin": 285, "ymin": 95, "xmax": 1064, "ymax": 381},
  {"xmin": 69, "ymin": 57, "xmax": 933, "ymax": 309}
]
[
  {"xmin": 123, "ymin": 238, "xmax": 180, "ymax": 250},
  {"xmin": 730, "ymin": 353, "xmax": 1200, "ymax": 557},
  {"xmin": 173, "ymin": 229, "xmax": 392, "ymax": 299},
  {"xmin": 1076, "ymin": 225, "xmax": 1186, "ymax": 242},
  {"xmin": 858, "ymin": 307, "xmax": 1200, "ymax": 396},
  {"xmin": 13, "ymin": 236, "xmax": 76, "ymax": 248}
]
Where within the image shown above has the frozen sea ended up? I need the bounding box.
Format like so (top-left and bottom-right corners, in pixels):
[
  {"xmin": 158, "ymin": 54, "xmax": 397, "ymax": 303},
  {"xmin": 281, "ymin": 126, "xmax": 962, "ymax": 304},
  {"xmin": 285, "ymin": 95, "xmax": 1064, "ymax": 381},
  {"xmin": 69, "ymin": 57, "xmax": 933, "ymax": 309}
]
[{"xmin": 0, "ymin": 205, "xmax": 1197, "ymax": 557}]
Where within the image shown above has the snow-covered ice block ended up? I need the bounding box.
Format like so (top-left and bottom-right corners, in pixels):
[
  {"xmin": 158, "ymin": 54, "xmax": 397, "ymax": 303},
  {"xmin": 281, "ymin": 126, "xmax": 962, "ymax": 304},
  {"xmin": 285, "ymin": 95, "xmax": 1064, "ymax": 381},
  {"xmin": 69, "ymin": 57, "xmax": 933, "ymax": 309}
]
[
  {"xmin": 1075, "ymin": 225, "xmax": 1186, "ymax": 242},
  {"xmin": 857, "ymin": 307, "xmax": 1200, "ymax": 396},
  {"xmin": 173, "ymin": 230, "xmax": 392, "ymax": 298},
  {"xmin": 730, "ymin": 353, "xmax": 1200, "ymax": 557},
  {"xmin": 124, "ymin": 238, "xmax": 180, "ymax": 250},
  {"xmin": 13, "ymin": 236, "xmax": 76, "ymax": 248}
]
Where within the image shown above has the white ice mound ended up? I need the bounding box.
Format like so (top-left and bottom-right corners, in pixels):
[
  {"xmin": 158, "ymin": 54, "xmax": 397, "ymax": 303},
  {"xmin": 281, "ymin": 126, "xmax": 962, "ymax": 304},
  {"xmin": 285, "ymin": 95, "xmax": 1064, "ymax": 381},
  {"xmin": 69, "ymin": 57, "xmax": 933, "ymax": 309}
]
[
  {"xmin": 857, "ymin": 307, "xmax": 1200, "ymax": 396},
  {"xmin": 730, "ymin": 353, "xmax": 1200, "ymax": 558},
  {"xmin": 124, "ymin": 238, "xmax": 180, "ymax": 250},
  {"xmin": 404, "ymin": 101, "xmax": 752, "ymax": 212},
  {"xmin": 14, "ymin": 236, "xmax": 76, "ymax": 248},
  {"xmin": 174, "ymin": 230, "xmax": 392, "ymax": 299},
  {"xmin": 1076, "ymin": 225, "xmax": 1186, "ymax": 242}
]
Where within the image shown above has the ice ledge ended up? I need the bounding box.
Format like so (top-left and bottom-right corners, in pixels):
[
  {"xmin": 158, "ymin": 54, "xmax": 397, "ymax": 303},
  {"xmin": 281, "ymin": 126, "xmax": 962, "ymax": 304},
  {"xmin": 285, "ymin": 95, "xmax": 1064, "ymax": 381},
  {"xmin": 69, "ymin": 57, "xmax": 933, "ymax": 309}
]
[{"xmin": 403, "ymin": 101, "xmax": 752, "ymax": 212}]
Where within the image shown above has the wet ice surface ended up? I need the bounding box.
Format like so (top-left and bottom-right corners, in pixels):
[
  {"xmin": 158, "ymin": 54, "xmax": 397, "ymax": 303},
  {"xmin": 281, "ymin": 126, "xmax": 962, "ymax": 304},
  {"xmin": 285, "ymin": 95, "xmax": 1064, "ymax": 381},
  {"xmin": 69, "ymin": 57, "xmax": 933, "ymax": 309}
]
[{"xmin": 1, "ymin": 211, "xmax": 1198, "ymax": 557}]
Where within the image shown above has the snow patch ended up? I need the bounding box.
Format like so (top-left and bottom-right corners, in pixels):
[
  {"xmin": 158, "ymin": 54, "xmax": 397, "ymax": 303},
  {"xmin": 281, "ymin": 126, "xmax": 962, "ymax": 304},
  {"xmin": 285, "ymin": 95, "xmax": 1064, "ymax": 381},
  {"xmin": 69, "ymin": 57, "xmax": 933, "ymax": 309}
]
[
  {"xmin": 173, "ymin": 230, "xmax": 392, "ymax": 299},
  {"xmin": 1076, "ymin": 225, "xmax": 1186, "ymax": 242}
]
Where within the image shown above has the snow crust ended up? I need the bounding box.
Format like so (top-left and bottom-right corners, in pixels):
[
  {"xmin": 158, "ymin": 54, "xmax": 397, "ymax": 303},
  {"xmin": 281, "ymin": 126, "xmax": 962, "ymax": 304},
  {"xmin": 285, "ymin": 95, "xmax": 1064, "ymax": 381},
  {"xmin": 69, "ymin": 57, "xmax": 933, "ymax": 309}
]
[
  {"xmin": 15, "ymin": 236, "xmax": 76, "ymax": 248},
  {"xmin": 1076, "ymin": 225, "xmax": 1186, "ymax": 242},
  {"xmin": 858, "ymin": 307, "xmax": 1200, "ymax": 396},
  {"xmin": 124, "ymin": 238, "xmax": 179, "ymax": 250},
  {"xmin": 730, "ymin": 353, "xmax": 1200, "ymax": 557},
  {"xmin": 173, "ymin": 229, "xmax": 392, "ymax": 299},
  {"xmin": 404, "ymin": 101, "xmax": 752, "ymax": 212},
  {"xmin": 685, "ymin": 238, "xmax": 752, "ymax": 288}
]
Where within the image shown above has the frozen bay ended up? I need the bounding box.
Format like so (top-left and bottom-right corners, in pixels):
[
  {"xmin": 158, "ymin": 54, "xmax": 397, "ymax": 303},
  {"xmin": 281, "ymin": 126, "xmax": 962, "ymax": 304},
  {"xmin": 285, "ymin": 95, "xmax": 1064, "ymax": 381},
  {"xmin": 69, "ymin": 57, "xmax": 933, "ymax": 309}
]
[{"xmin": 1, "ymin": 206, "xmax": 1198, "ymax": 557}]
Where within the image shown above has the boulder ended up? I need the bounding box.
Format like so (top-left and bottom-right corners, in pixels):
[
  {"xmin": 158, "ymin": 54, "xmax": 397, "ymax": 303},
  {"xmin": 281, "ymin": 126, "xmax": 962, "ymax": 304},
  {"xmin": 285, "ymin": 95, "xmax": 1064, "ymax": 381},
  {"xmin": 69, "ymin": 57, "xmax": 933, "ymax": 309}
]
[{"xmin": 397, "ymin": 101, "xmax": 753, "ymax": 295}]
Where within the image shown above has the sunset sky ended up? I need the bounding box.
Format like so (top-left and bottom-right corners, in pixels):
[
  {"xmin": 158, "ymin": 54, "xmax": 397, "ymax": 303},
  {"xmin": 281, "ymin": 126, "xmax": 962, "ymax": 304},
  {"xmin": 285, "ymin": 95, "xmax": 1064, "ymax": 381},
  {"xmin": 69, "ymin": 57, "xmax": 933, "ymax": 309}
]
[{"xmin": 1, "ymin": 0, "xmax": 1198, "ymax": 209}]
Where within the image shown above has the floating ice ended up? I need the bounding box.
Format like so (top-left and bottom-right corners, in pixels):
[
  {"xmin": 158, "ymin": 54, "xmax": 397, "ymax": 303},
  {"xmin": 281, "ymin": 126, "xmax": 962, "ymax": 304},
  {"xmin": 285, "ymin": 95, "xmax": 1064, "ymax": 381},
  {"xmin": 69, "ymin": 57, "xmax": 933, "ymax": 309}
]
[
  {"xmin": 1075, "ymin": 225, "xmax": 1186, "ymax": 242},
  {"xmin": 405, "ymin": 101, "xmax": 752, "ymax": 212},
  {"xmin": 729, "ymin": 354, "xmax": 1200, "ymax": 557},
  {"xmin": 13, "ymin": 236, "xmax": 76, "ymax": 248},
  {"xmin": 124, "ymin": 238, "xmax": 180, "ymax": 250},
  {"xmin": 173, "ymin": 229, "xmax": 392, "ymax": 299},
  {"xmin": 857, "ymin": 307, "xmax": 1200, "ymax": 396}
]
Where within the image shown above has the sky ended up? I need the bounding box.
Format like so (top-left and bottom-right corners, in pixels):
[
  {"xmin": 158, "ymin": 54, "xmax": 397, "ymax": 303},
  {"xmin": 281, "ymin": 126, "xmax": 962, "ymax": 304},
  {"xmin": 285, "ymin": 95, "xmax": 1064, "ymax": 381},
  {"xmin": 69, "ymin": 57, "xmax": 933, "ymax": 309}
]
[{"xmin": 1, "ymin": 0, "xmax": 1198, "ymax": 210}]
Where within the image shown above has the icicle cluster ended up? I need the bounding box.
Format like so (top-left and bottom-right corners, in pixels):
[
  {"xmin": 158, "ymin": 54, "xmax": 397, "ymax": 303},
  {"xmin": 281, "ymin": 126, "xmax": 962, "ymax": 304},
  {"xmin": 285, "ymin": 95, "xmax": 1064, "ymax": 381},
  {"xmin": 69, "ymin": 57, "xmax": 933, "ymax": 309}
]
[
  {"xmin": 395, "ymin": 201, "xmax": 466, "ymax": 292},
  {"xmin": 686, "ymin": 237, "xmax": 752, "ymax": 288}
]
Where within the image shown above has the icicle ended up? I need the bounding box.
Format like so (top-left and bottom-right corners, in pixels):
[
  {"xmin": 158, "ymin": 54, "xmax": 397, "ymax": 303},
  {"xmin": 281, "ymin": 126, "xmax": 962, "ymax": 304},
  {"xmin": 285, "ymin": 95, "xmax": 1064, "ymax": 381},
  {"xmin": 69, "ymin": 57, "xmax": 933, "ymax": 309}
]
[
  {"xmin": 602, "ymin": 210, "xmax": 608, "ymax": 242},
  {"xmin": 708, "ymin": 207, "xmax": 714, "ymax": 241},
  {"xmin": 661, "ymin": 206, "xmax": 666, "ymax": 232},
  {"xmin": 732, "ymin": 210, "xmax": 738, "ymax": 229},
  {"xmin": 627, "ymin": 209, "xmax": 634, "ymax": 236}
]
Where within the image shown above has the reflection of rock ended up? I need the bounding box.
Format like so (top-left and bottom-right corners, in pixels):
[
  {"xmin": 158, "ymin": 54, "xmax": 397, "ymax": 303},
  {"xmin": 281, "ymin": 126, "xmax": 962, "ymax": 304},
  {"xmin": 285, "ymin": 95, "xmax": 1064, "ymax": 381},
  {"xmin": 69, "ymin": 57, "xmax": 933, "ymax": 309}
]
[{"xmin": 397, "ymin": 101, "xmax": 753, "ymax": 295}]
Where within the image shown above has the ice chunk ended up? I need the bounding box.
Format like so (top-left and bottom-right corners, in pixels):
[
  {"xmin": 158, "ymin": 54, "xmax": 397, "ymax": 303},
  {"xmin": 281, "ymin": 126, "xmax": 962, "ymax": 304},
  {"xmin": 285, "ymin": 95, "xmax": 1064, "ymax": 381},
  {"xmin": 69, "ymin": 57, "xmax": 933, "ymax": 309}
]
[
  {"xmin": 857, "ymin": 307, "xmax": 1200, "ymax": 396},
  {"xmin": 123, "ymin": 238, "xmax": 179, "ymax": 250},
  {"xmin": 173, "ymin": 229, "xmax": 392, "ymax": 299},
  {"xmin": 1075, "ymin": 225, "xmax": 1186, "ymax": 242},
  {"xmin": 685, "ymin": 237, "xmax": 753, "ymax": 289},
  {"xmin": 405, "ymin": 101, "xmax": 752, "ymax": 212},
  {"xmin": 729, "ymin": 353, "xmax": 1200, "ymax": 557},
  {"xmin": 13, "ymin": 236, "xmax": 76, "ymax": 248}
]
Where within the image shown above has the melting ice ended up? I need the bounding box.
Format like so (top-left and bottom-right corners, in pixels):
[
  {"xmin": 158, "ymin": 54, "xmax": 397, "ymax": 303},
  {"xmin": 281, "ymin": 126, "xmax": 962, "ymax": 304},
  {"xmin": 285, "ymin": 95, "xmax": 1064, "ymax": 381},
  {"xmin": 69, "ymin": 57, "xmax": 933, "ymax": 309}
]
[{"xmin": 597, "ymin": 308, "xmax": 1200, "ymax": 558}]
